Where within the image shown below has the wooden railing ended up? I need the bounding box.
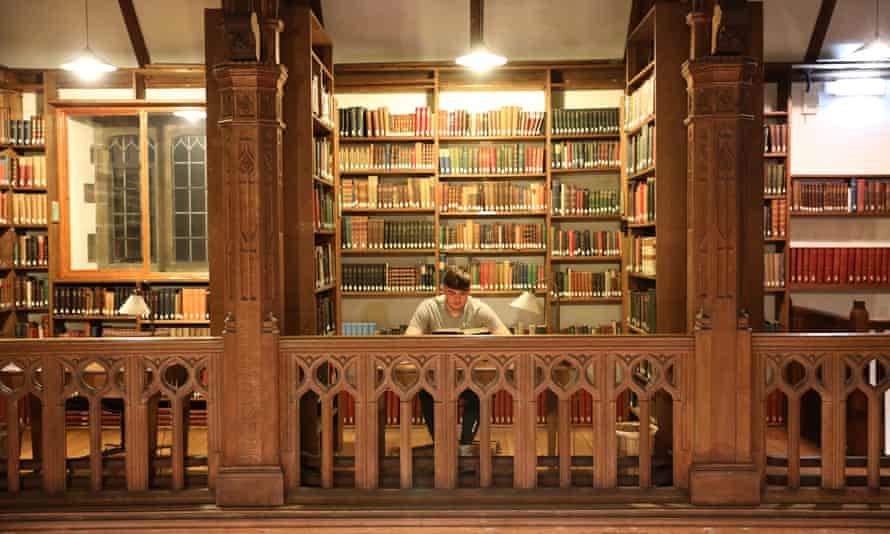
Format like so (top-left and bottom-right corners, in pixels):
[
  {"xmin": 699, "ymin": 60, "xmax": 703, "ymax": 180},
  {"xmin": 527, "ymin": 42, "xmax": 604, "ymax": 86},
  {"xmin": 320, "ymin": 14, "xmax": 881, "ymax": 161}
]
[
  {"xmin": 0, "ymin": 338, "xmax": 222, "ymax": 494},
  {"xmin": 280, "ymin": 335, "xmax": 694, "ymax": 491},
  {"xmin": 752, "ymin": 333, "xmax": 890, "ymax": 492}
]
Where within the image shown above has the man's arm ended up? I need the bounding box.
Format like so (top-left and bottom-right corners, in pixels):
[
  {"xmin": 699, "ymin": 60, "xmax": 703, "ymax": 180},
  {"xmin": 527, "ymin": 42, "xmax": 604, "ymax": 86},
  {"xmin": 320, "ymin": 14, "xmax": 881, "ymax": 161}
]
[
  {"xmin": 405, "ymin": 300, "xmax": 429, "ymax": 335},
  {"xmin": 404, "ymin": 325, "xmax": 424, "ymax": 336},
  {"xmin": 491, "ymin": 324, "xmax": 512, "ymax": 336},
  {"xmin": 476, "ymin": 300, "xmax": 511, "ymax": 335}
]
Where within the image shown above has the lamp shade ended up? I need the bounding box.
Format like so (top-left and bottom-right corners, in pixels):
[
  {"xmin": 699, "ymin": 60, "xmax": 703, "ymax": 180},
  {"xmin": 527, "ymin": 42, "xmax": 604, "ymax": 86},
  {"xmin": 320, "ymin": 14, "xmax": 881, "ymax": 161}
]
[
  {"xmin": 119, "ymin": 294, "xmax": 151, "ymax": 317},
  {"xmin": 510, "ymin": 291, "xmax": 542, "ymax": 315}
]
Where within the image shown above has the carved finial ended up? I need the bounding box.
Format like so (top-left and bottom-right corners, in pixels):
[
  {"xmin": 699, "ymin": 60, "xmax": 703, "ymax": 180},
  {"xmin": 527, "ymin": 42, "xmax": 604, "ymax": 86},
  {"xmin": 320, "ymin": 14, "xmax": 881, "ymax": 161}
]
[
  {"xmin": 737, "ymin": 308, "xmax": 750, "ymax": 330},
  {"xmin": 222, "ymin": 312, "xmax": 236, "ymax": 334},
  {"xmin": 712, "ymin": 0, "xmax": 749, "ymax": 56},
  {"xmin": 263, "ymin": 312, "xmax": 280, "ymax": 334},
  {"xmin": 221, "ymin": 12, "xmax": 259, "ymax": 62},
  {"xmin": 694, "ymin": 307, "xmax": 712, "ymax": 331}
]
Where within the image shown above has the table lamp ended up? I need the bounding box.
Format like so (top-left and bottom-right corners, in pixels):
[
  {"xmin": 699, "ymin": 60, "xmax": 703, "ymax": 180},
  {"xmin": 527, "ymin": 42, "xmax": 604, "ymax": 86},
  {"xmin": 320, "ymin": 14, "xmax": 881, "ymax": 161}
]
[
  {"xmin": 510, "ymin": 291, "xmax": 542, "ymax": 334},
  {"xmin": 119, "ymin": 282, "xmax": 153, "ymax": 335}
]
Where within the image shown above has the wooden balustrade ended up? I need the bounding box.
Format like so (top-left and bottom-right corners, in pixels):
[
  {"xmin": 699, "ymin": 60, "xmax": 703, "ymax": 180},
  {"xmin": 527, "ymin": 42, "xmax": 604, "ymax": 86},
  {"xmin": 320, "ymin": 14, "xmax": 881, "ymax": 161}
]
[
  {"xmin": 0, "ymin": 338, "xmax": 222, "ymax": 494},
  {"xmin": 752, "ymin": 333, "xmax": 890, "ymax": 494},
  {"xmin": 279, "ymin": 335, "xmax": 695, "ymax": 491}
]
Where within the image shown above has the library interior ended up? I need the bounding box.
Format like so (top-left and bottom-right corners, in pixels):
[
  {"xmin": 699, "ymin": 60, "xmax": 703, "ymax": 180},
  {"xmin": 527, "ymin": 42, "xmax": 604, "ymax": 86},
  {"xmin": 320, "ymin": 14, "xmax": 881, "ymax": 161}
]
[{"xmin": 1, "ymin": 0, "xmax": 890, "ymax": 531}]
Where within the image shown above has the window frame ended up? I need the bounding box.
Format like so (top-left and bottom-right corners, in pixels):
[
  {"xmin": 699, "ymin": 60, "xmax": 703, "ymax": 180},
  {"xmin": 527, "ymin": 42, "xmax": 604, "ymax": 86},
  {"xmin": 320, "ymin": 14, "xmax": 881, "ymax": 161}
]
[{"xmin": 56, "ymin": 104, "xmax": 208, "ymax": 282}]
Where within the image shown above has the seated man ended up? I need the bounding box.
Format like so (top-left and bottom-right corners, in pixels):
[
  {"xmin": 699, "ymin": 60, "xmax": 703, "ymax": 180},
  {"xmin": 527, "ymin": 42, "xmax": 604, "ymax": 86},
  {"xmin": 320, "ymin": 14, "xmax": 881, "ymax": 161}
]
[{"xmin": 405, "ymin": 266, "xmax": 510, "ymax": 452}]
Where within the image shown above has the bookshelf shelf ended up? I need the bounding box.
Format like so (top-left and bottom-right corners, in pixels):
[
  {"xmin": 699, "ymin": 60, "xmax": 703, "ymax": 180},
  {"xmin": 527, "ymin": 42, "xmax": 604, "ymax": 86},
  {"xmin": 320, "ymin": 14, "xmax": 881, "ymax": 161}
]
[
  {"xmin": 627, "ymin": 166, "xmax": 656, "ymax": 181},
  {"xmin": 0, "ymin": 144, "xmax": 45, "ymax": 151},
  {"xmin": 789, "ymin": 284, "xmax": 890, "ymax": 292},
  {"xmin": 341, "ymin": 207, "xmax": 434, "ymax": 214},
  {"xmin": 15, "ymin": 307, "xmax": 48, "ymax": 313},
  {"xmin": 151, "ymin": 319, "xmax": 211, "ymax": 326},
  {"xmin": 342, "ymin": 291, "xmax": 435, "ymax": 298},
  {"xmin": 54, "ymin": 315, "xmax": 140, "ymax": 321},
  {"xmin": 764, "ymin": 287, "xmax": 787, "ymax": 294},
  {"xmin": 438, "ymin": 173, "xmax": 546, "ymax": 180},
  {"xmin": 439, "ymin": 135, "xmax": 545, "ymax": 142},
  {"xmin": 763, "ymin": 194, "xmax": 785, "ymax": 200},
  {"xmin": 341, "ymin": 248, "xmax": 436, "ymax": 255},
  {"xmin": 315, "ymin": 228, "xmax": 336, "ymax": 236},
  {"xmin": 790, "ymin": 211, "xmax": 890, "ymax": 218},
  {"xmin": 340, "ymin": 168, "xmax": 436, "ymax": 175},
  {"xmin": 764, "ymin": 111, "xmax": 788, "ymax": 117},
  {"xmin": 313, "ymin": 175, "xmax": 335, "ymax": 187},
  {"xmin": 764, "ymin": 152, "xmax": 787, "ymax": 158},
  {"xmin": 551, "ymin": 255, "xmax": 622, "ymax": 263},
  {"xmin": 552, "ymin": 297, "xmax": 623, "ymax": 304},
  {"xmin": 624, "ymin": 114, "xmax": 655, "ymax": 137},
  {"xmin": 550, "ymin": 167, "xmax": 621, "ymax": 174},
  {"xmin": 440, "ymin": 248, "xmax": 546, "ymax": 255},
  {"xmin": 627, "ymin": 60, "xmax": 656, "ymax": 91},
  {"xmin": 339, "ymin": 136, "xmax": 434, "ymax": 143},
  {"xmin": 627, "ymin": 222, "xmax": 656, "ymax": 229},
  {"xmin": 439, "ymin": 211, "xmax": 546, "ymax": 218},
  {"xmin": 628, "ymin": 272, "xmax": 657, "ymax": 281},
  {"xmin": 764, "ymin": 237, "xmax": 787, "ymax": 243},
  {"xmin": 315, "ymin": 283, "xmax": 336, "ymax": 294},
  {"xmin": 313, "ymin": 115, "xmax": 335, "ymax": 135},
  {"xmin": 550, "ymin": 215, "xmax": 621, "ymax": 222},
  {"xmin": 12, "ymin": 266, "xmax": 49, "ymax": 271},
  {"xmin": 626, "ymin": 323, "xmax": 651, "ymax": 335},
  {"xmin": 550, "ymin": 133, "xmax": 620, "ymax": 141}
]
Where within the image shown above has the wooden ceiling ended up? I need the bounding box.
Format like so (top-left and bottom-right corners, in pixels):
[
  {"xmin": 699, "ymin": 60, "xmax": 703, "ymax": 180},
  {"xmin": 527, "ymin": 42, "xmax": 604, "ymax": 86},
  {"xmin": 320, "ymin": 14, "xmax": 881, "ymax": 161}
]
[{"xmin": 0, "ymin": 0, "xmax": 882, "ymax": 69}]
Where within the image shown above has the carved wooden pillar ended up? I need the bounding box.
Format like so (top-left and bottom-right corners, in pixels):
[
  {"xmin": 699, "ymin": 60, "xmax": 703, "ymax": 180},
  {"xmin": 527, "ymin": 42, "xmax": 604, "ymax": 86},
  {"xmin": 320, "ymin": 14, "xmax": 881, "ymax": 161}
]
[
  {"xmin": 213, "ymin": 62, "xmax": 287, "ymax": 506},
  {"xmin": 683, "ymin": 23, "xmax": 763, "ymax": 504}
]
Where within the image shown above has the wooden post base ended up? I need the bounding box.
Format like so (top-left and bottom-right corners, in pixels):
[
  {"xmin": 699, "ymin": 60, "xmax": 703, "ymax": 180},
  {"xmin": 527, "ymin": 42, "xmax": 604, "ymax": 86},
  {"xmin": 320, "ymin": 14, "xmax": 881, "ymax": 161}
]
[
  {"xmin": 216, "ymin": 465, "xmax": 284, "ymax": 506},
  {"xmin": 689, "ymin": 463, "xmax": 760, "ymax": 505}
]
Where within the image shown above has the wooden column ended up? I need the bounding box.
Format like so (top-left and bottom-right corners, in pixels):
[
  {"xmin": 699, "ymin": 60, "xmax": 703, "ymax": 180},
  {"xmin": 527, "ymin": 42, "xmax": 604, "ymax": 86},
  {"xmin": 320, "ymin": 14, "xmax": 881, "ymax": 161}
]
[
  {"xmin": 683, "ymin": 2, "xmax": 762, "ymax": 505},
  {"xmin": 212, "ymin": 61, "xmax": 287, "ymax": 506}
]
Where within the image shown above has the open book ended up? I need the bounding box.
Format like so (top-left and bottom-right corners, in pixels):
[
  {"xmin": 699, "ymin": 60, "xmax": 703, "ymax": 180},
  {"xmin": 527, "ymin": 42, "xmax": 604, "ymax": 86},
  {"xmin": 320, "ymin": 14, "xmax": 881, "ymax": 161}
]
[{"xmin": 431, "ymin": 327, "xmax": 490, "ymax": 335}]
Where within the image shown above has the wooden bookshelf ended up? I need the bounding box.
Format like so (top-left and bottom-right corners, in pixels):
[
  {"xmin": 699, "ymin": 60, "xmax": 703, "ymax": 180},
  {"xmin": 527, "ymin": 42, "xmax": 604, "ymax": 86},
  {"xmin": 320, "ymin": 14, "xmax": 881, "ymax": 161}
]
[
  {"xmin": 622, "ymin": 0, "xmax": 689, "ymax": 334},
  {"xmin": 282, "ymin": 5, "xmax": 339, "ymax": 335}
]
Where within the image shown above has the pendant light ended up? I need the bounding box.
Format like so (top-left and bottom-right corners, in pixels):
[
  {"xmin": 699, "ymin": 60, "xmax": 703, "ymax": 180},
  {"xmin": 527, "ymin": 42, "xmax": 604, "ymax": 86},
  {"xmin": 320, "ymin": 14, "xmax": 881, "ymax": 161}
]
[
  {"xmin": 455, "ymin": 0, "xmax": 507, "ymax": 72},
  {"xmin": 848, "ymin": 0, "xmax": 890, "ymax": 60},
  {"xmin": 61, "ymin": 0, "xmax": 116, "ymax": 80}
]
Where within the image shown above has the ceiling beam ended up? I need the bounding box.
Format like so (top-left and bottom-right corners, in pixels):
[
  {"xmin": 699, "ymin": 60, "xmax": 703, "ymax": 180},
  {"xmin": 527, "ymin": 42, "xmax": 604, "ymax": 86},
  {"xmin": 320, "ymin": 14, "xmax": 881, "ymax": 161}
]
[
  {"xmin": 118, "ymin": 0, "xmax": 151, "ymax": 68},
  {"xmin": 804, "ymin": 0, "xmax": 837, "ymax": 63}
]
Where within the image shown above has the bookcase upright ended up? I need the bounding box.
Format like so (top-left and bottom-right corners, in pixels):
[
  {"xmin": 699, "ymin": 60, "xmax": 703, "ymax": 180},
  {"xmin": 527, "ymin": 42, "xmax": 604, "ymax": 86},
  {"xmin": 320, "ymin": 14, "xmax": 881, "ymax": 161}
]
[{"xmin": 622, "ymin": 1, "xmax": 689, "ymax": 334}]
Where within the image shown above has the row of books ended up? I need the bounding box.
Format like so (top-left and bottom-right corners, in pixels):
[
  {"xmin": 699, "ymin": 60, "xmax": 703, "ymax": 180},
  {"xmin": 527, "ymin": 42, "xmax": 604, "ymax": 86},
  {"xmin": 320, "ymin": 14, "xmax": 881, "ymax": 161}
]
[
  {"xmin": 0, "ymin": 114, "xmax": 45, "ymax": 145},
  {"xmin": 339, "ymin": 106, "xmax": 432, "ymax": 137},
  {"xmin": 764, "ymin": 198, "xmax": 787, "ymax": 238},
  {"xmin": 764, "ymin": 160, "xmax": 786, "ymax": 195},
  {"xmin": 552, "ymin": 108, "xmax": 620, "ymax": 135},
  {"xmin": 438, "ymin": 144, "xmax": 546, "ymax": 175},
  {"xmin": 439, "ymin": 222, "xmax": 546, "ymax": 250},
  {"xmin": 628, "ymin": 288, "xmax": 657, "ymax": 333},
  {"xmin": 9, "ymin": 274, "xmax": 48, "ymax": 308},
  {"xmin": 313, "ymin": 185, "xmax": 335, "ymax": 231},
  {"xmin": 626, "ymin": 178, "xmax": 656, "ymax": 224},
  {"xmin": 764, "ymin": 122, "xmax": 788, "ymax": 154},
  {"xmin": 626, "ymin": 122, "xmax": 655, "ymax": 174},
  {"xmin": 341, "ymin": 217, "xmax": 436, "ymax": 249},
  {"xmin": 315, "ymin": 242, "xmax": 335, "ymax": 288},
  {"xmin": 624, "ymin": 76, "xmax": 654, "ymax": 130},
  {"xmin": 765, "ymin": 251, "xmax": 785, "ymax": 288},
  {"xmin": 341, "ymin": 176, "xmax": 435, "ymax": 209},
  {"xmin": 551, "ymin": 229, "xmax": 621, "ymax": 257},
  {"xmin": 438, "ymin": 107, "xmax": 544, "ymax": 137},
  {"xmin": 460, "ymin": 260, "xmax": 546, "ymax": 291},
  {"xmin": 310, "ymin": 71, "xmax": 333, "ymax": 126},
  {"xmin": 0, "ymin": 153, "xmax": 47, "ymax": 188},
  {"xmin": 627, "ymin": 236, "xmax": 656, "ymax": 276},
  {"xmin": 145, "ymin": 287, "xmax": 209, "ymax": 321},
  {"xmin": 53, "ymin": 286, "xmax": 132, "ymax": 316},
  {"xmin": 341, "ymin": 263, "xmax": 436, "ymax": 292},
  {"xmin": 0, "ymin": 232, "xmax": 48, "ymax": 267},
  {"xmin": 339, "ymin": 143, "xmax": 436, "ymax": 170},
  {"xmin": 343, "ymin": 322, "xmax": 384, "ymax": 336},
  {"xmin": 553, "ymin": 269, "xmax": 622, "ymax": 298},
  {"xmin": 559, "ymin": 322, "xmax": 622, "ymax": 335},
  {"xmin": 551, "ymin": 184, "xmax": 619, "ymax": 215},
  {"xmin": 791, "ymin": 179, "xmax": 890, "ymax": 213},
  {"xmin": 789, "ymin": 247, "xmax": 890, "ymax": 284},
  {"xmin": 317, "ymin": 293, "xmax": 336, "ymax": 335},
  {"xmin": 14, "ymin": 316, "xmax": 48, "ymax": 338},
  {"xmin": 314, "ymin": 138, "xmax": 333, "ymax": 180},
  {"xmin": 551, "ymin": 140, "xmax": 620, "ymax": 169},
  {"xmin": 438, "ymin": 182, "xmax": 546, "ymax": 212},
  {"xmin": 0, "ymin": 191, "xmax": 47, "ymax": 224}
]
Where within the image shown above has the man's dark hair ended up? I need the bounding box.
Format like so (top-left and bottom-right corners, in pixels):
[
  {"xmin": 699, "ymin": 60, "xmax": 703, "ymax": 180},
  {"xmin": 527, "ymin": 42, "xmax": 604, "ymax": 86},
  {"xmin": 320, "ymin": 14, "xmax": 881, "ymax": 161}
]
[{"xmin": 442, "ymin": 265, "xmax": 471, "ymax": 291}]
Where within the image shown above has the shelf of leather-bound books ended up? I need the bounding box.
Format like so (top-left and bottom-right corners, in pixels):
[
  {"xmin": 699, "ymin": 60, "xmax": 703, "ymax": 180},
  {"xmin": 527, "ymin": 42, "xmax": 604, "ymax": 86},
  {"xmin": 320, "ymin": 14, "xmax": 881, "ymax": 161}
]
[
  {"xmin": 440, "ymin": 248, "xmax": 546, "ymax": 256},
  {"xmin": 341, "ymin": 291, "xmax": 435, "ymax": 298},
  {"xmin": 440, "ymin": 135, "xmax": 545, "ymax": 142},
  {"xmin": 551, "ymin": 167, "xmax": 621, "ymax": 175},
  {"xmin": 472, "ymin": 289, "xmax": 547, "ymax": 298},
  {"xmin": 340, "ymin": 168, "xmax": 436, "ymax": 175},
  {"xmin": 151, "ymin": 319, "xmax": 211, "ymax": 326},
  {"xmin": 551, "ymin": 133, "xmax": 621, "ymax": 141},
  {"xmin": 339, "ymin": 136, "xmax": 434, "ymax": 143},
  {"xmin": 342, "ymin": 207, "xmax": 435, "ymax": 215},
  {"xmin": 53, "ymin": 314, "xmax": 140, "ymax": 321},
  {"xmin": 437, "ymin": 173, "xmax": 546, "ymax": 181},
  {"xmin": 550, "ymin": 215, "xmax": 621, "ymax": 222},
  {"xmin": 627, "ymin": 166, "xmax": 656, "ymax": 182},
  {"xmin": 551, "ymin": 255, "xmax": 622, "ymax": 263},
  {"xmin": 790, "ymin": 211, "xmax": 890, "ymax": 218},
  {"xmin": 789, "ymin": 283, "xmax": 890, "ymax": 292},
  {"xmin": 553, "ymin": 297, "xmax": 623, "ymax": 305},
  {"xmin": 439, "ymin": 211, "xmax": 546, "ymax": 218},
  {"xmin": 341, "ymin": 248, "xmax": 436, "ymax": 256}
]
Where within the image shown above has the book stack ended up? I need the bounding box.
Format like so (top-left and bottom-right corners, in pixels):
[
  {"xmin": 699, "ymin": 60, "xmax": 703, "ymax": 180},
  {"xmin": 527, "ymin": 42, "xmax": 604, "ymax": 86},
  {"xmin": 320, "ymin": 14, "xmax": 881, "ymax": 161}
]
[
  {"xmin": 626, "ymin": 178, "xmax": 656, "ymax": 223},
  {"xmin": 314, "ymin": 137, "xmax": 333, "ymax": 180},
  {"xmin": 459, "ymin": 260, "xmax": 545, "ymax": 290},
  {"xmin": 313, "ymin": 184, "xmax": 335, "ymax": 230},
  {"xmin": 628, "ymin": 236, "xmax": 657, "ymax": 275},
  {"xmin": 764, "ymin": 160, "xmax": 786, "ymax": 195},
  {"xmin": 624, "ymin": 76, "xmax": 654, "ymax": 130},
  {"xmin": 147, "ymin": 287, "xmax": 209, "ymax": 320},
  {"xmin": 551, "ymin": 140, "xmax": 620, "ymax": 169},
  {"xmin": 626, "ymin": 122, "xmax": 655, "ymax": 174},
  {"xmin": 438, "ymin": 107, "xmax": 544, "ymax": 137},
  {"xmin": 790, "ymin": 247, "xmax": 890, "ymax": 284},
  {"xmin": 764, "ymin": 123, "xmax": 787, "ymax": 154},
  {"xmin": 764, "ymin": 199, "xmax": 787, "ymax": 238},
  {"xmin": 764, "ymin": 251, "xmax": 785, "ymax": 288},
  {"xmin": 315, "ymin": 242, "xmax": 335, "ymax": 288},
  {"xmin": 552, "ymin": 108, "xmax": 620, "ymax": 135},
  {"xmin": 342, "ymin": 263, "xmax": 435, "ymax": 292},
  {"xmin": 54, "ymin": 286, "xmax": 132, "ymax": 316},
  {"xmin": 339, "ymin": 106, "xmax": 432, "ymax": 137},
  {"xmin": 551, "ymin": 229, "xmax": 621, "ymax": 257},
  {"xmin": 792, "ymin": 178, "xmax": 890, "ymax": 213},
  {"xmin": 0, "ymin": 154, "xmax": 46, "ymax": 188},
  {"xmin": 341, "ymin": 176, "xmax": 435, "ymax": 209},
  {"xmin": 438, "ymin": 182, "xmax": 545, "ymax": 212},
  {"xmin": 0, "ymin": 115, "xmax": 45, "ymax": 145},
  {"xmin": 316, "ymin": 293, "xmax": 335, "ymax": 334},
  {"xmin": 628, "ymin": 288, "xmax": 657, "ymax": 333},
  {"xmin": 0, "ymin": 273, "xmax": 13, "ymax": 310},
  {"xmin": 13, "ymin": 274, "xmax": 48, "ymax": 308},
  {"xmin": 438, "ymin": 144, "xmax": 545, "ymax": 175}
]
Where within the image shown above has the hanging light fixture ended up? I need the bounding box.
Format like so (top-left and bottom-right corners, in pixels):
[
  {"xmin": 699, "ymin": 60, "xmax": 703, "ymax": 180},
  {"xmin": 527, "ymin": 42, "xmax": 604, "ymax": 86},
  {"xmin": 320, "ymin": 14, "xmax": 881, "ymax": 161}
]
[
  {"xmin": 847, "ymin": 0, "xmax": 890, "ymax": 61},
  {"xmin": 456, "ymin": 0, "xmax": 507, "ymax": 72},
  {"xmin": 61, "ymin": 0, "xmax": 116, "ymax": 80}
]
